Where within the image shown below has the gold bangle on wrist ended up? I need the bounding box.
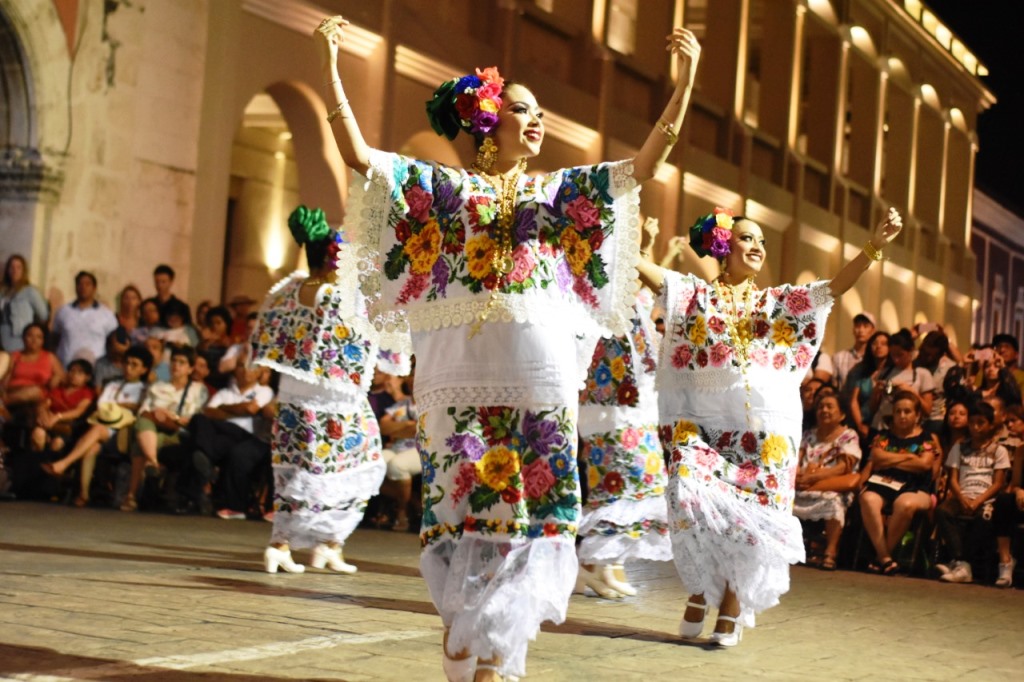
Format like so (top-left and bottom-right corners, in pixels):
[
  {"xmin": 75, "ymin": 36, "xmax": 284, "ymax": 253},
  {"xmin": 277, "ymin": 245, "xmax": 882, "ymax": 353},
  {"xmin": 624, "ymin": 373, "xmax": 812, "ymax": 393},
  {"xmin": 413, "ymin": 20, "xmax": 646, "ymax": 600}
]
[
  {"xmin": 657, "ymin": 119, "xmax": 679, "ymax": 145},
  {"xmin": 326, "ymin": 100, "xmax": 349, "ymax": 123},
  {"xmin": 863, "ymin": 241, "xmax": 884, "ymax": 262}
]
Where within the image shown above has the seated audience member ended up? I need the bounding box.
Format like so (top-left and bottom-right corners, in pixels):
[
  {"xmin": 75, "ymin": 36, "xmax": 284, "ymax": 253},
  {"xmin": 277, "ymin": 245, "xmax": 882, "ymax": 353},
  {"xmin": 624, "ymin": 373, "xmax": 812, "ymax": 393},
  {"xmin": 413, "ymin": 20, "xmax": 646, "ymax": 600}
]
[
  {"xmin": 936, "ymin": 399, "xmax": 971, "ymax": 499},
  {"xmin": 144, "ymin": 335, "xmax": 170, "ymax": 384},
  {"xmin": 799, "ymin": 377, "xmax": 827, "ymax": 431},
  {"xmin": 0, "ymin": 323, "xmax": 62, "ymax": 415},
  {"xmin": 858, "ymin": 391, "xmax": 938, "ymax": 575},
  {"xmin": 793, "ymin": 393, "xmax": 862, "ymax": 570},
  {"xmin": 183, "ymin": 362, "xmax": 275, "ymax": 518},
  {"xmin": 368, "ymin": 368, "xmax": 398, "ymax": 422},
  {"xmin": 93, "ymin": 331, "xmax": 128, "ymax": 389},
  {"xmin": 991, "ymin": 333, "xmax": 1024, "ymax": 395},
  {"xmin": 30, "ymin": 359, "xmax": 96, "ymax": 454},
  {"xmin": 849, "ymin": 331, "xmax": 890, "ymax": 441},
  {"xmin": 227, "ymin": 295, "xmax": 258, "ymax": 342},
  {"xmin": 0, "ymin": 254, "xmax": 50, "ymax": 353},
  {"xmin": 935, "ymin": 401, "xmax": 1011, "ymax": 584},
  {"xmin": 145, "ymin": 264, "xmax": 191, "ymax": 327},
  {"xmin": 219, "ymin": 312, "xmax": 259, "ymax": 375},
  {"xmin": 191, "ymin": 354, "xmax": 214, "ymax": 395},
  {"xmin": 42, "ymin": 346, "xmax": 152, "ymax": 506},
  {"xmin": 135, "ymin": 299, "xmax": 164, "ymax": 344},
  {"xmin": 112, "ymin": 284, "xmax": 143, "ymax": 353},
  {"xmin": 915, "ymin": 330, "xmax": 957, "ymax": 435},
  {"xmin": 197, "ymin": 306, "xmax": 233, "ymax": 389},
  {"xmin": 50, "ymin": 270, "xmax": 118, "ymax": 366},
  {"xmin": 976, "ymin": 353, "xmax": 1023, "ymax": 408},
  {"xmin": 194, "ymin": 300, "xmax": 212, "ymax": 342},
  {"xmin": 870, "ymin": 329, "xmax": 934, "ymax": 431},
  {"xmin": 834, "ymin": 312, "xmax": 877, "ymax": 393},
  {"xmin": 120, "ymin": 346, "xmax": 208, "ymax": 512},
  {"xmin": 992, "ymin": 405, "xmax": 1024, "ymax": 587},
  {"xmin": 379, "ymin": 368, "xmax": 419, "ymax": 531},
  {"xmin": 160, "ymin": 299, "xmax": 198, "ymax": 347}
]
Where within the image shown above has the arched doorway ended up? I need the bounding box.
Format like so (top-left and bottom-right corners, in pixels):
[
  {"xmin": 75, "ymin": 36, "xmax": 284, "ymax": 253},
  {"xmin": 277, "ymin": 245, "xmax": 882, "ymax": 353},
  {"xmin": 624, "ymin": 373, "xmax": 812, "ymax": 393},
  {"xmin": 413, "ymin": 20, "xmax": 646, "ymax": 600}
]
[{"xmin": 223, "ymin": 81, "xmax": 347, "ymax": 304}]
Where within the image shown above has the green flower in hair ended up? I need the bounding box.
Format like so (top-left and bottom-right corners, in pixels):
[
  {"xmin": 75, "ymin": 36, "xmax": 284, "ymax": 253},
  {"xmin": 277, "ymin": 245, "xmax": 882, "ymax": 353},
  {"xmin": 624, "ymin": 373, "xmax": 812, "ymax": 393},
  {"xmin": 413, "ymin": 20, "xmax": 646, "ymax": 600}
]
[
  {"xmin": 287, "ymin": 205, "xmax": 330, "ymax": 245},
  {"xmin": 425, "ymin": 79, "xmax": 462, "ymax": 141}
]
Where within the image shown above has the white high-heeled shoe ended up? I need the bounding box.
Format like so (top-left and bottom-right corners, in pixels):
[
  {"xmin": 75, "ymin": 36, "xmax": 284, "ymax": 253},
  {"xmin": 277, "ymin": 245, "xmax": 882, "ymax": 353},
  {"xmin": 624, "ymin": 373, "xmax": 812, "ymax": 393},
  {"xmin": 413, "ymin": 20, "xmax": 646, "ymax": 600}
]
[
  {"xmin": 263, "ymin": 545, "xmax": 305, "ymax": 574},
  {"xmin": 573, "ymin": 564, "xmax": 623, "ymax": 599},
  {"xmin": 310, "ymin": 544, "xmax": 358, "ymax": 574},
  {"xmin": 709, "ymin": 614, "xmax": 743, "ymax": 647},
  {"xmin": 442, "ymin": 650, "xmax": 476, "ymax": 682},
  {"xmin": 678, "ymin": 599, "xmax": 708, "ymax": 639},
  {"xmin": 601, "ymin": 564, "xmax": 637, "ymax": 597}
]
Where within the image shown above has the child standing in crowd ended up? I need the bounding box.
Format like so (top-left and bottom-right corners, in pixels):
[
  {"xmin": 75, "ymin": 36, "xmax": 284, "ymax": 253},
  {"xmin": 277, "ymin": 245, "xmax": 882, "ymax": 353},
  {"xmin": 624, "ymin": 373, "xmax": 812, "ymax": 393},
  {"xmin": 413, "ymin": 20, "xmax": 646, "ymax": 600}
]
[{"xmin": 936, "ymin": 401, "xmax": 1011, "ymax": 584}]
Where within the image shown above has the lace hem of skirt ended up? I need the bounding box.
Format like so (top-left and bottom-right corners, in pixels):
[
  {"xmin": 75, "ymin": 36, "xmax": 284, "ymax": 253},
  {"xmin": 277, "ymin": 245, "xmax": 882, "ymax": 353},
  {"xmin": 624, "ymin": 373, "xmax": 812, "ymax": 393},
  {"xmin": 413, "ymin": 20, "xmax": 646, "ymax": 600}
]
[{"xmin": 420, "ymin": 535, "xmax": 577, "ymax": 678}]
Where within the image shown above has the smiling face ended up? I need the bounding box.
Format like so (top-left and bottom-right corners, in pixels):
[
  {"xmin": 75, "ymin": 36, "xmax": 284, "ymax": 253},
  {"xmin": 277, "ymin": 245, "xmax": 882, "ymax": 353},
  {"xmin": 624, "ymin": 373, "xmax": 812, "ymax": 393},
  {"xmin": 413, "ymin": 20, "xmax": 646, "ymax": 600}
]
[
  {"xmin": 723, "ymin": 219, "xmax": 765, "ymax": 280},
  {"xmin": 492, "ymin": 83, "xmax": 544, "ymax": 163}
]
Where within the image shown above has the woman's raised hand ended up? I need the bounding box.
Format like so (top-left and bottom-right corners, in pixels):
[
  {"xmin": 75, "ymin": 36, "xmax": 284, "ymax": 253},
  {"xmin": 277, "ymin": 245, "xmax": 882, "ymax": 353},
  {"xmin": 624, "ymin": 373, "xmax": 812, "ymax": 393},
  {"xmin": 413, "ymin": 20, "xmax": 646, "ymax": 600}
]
[
  {"xmin": 873, "ymin": 207, "xmax": 903, "ymax": 248},
  {"xmin": 313, "ymin": 15, "xmax": 348, "ymax": 68},
  {"xmin": 667, "ymin": 27, "xmax": 701, "ymax": 85}
]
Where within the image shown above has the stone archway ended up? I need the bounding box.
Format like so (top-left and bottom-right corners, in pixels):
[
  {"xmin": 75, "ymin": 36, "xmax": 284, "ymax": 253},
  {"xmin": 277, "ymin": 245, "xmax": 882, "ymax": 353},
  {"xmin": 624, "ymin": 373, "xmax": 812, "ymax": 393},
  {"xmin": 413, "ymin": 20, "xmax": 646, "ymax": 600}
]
[
  {"xmin": 222, "ymin": 81, "xmax": 348, "ymax": 302},
  {"xmin": 0, "ymin": 0, "xmax": 69, "ymax": 281}
]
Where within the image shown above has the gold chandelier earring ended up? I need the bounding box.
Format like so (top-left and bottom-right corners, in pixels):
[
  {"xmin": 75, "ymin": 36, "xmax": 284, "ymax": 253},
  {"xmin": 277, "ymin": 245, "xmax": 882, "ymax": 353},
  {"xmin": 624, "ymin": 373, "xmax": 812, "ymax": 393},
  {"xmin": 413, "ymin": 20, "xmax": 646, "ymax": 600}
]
[{"xmin": 474, "ymin": 137, "xmax": 498, "ymax": 173}]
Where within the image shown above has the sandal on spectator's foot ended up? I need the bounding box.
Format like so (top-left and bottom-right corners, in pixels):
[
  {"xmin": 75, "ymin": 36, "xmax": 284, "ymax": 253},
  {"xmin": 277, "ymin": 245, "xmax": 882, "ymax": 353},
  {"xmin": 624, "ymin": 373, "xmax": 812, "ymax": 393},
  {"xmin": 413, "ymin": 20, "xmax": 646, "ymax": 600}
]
[
  {"xmin": 881, "ymin": 558, "xmax": 900, "ymax": 575},
  {"xmin": 678, "ymin": 599, "xmax": 708, "ymax": 639},
  {"xmin": 41, "ymin": 462, "xmax": 62, "ymax": 478},
  {"xmin": 820, "ymin": 554, "xmax": 837, "ymax": 571},
  {"xmin": 119, "ymin": 495, "xmax": 137, "ymax": 512},
  {"xmin": 73, "ymin": 496, "xmax": 88, "ymax": 508}
]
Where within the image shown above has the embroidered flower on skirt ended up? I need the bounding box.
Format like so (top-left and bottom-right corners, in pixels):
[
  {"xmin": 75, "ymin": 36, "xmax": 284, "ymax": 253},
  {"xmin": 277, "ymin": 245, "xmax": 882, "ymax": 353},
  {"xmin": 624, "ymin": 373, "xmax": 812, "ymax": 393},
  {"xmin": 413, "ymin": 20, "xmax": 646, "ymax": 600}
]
[{"xmin": 419, "ymin": 404, "xmax": 580, "ymax": 545}]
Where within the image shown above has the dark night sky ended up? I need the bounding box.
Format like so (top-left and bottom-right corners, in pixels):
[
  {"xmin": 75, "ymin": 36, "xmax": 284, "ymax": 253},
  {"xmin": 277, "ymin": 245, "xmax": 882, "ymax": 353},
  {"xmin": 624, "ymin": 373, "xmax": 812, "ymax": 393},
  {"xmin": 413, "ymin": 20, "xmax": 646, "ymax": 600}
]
[{"xmin": 926, "ymin": 1, "xmax": 1024, "ymax": 213}]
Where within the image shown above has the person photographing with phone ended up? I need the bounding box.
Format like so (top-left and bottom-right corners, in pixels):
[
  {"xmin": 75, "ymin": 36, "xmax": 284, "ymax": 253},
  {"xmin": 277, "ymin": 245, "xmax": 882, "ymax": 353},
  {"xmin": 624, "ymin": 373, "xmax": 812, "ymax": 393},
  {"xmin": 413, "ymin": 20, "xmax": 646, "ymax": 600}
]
[{"xmin": 869, "ymin": 329, "xmax": 934, "ymax": 431}]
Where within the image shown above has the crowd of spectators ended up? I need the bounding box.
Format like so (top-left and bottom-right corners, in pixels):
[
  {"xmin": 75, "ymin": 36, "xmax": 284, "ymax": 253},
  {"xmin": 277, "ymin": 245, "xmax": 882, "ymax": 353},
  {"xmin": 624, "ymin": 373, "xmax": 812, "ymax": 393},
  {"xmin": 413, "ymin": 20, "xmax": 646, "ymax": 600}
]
[
  {"xmin": 2, "ymin": 252, "xmax": 1022, "ymax": 588},
  {"xmin": 0, "ymin": 258, "xmax": 419, "ymax": 528}
]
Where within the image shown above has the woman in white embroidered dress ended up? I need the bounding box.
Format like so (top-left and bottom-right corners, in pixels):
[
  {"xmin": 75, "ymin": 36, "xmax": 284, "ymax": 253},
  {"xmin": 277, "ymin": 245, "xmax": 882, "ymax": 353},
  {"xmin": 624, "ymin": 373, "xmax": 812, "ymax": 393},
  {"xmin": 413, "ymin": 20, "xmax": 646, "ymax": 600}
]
[
  {"xmin": 315, "ymin": 15, "xmax": 699, "ymax": 682},
  {"xmin": 576, "ymin": 286, "xmax": 671, "ymax": 598},
  {"xmin": 637, "ymin": 207, "xmax": 902, "ymax": 646},
  {"xmin": 252, "ymin": 206, "xmax": 404, "ymax": 575}
]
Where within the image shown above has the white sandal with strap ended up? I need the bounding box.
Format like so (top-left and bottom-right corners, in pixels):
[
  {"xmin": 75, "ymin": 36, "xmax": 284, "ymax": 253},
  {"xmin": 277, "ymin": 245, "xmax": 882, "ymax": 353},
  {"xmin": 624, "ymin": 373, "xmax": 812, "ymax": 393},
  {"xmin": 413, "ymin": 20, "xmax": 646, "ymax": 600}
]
[
  {"xmin": 678, "ymin": 599, "xmax": 708, "ymax": 639},
  {"xmin": 709, "ymin": 614, "xmax": 743, "ymax": 647}
]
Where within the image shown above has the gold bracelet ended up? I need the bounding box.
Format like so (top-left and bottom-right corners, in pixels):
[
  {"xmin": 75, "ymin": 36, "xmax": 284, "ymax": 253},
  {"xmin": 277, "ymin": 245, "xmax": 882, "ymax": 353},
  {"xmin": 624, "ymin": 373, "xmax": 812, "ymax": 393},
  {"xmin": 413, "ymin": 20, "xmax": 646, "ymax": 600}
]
[
  {"xmin": 863, "ymin": 241, "xmax": 884, "ymax": 262},
  {"xmin": 326, "ymin": 100, "xmax": 349, "ymax": 123},
  {"xmin": 657, "ymin": 119, "xmax": 679, "ymax": 145}
]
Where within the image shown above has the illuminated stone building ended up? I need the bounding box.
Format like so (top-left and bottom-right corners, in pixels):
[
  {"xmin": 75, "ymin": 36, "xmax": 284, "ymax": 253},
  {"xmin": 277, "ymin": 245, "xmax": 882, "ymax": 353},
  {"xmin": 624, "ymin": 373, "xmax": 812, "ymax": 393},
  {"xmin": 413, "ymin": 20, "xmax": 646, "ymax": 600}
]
[{"xmin": 0, "ymin": 0, "xmax": 995, "ymax": 349}]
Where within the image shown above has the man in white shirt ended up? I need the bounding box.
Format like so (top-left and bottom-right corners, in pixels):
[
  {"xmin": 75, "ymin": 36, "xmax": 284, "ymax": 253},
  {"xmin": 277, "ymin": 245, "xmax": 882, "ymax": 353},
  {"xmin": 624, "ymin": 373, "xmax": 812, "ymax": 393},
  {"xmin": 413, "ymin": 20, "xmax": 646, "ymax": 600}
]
[
  {"xmin": 183, "ymin": 362, "xmax": 275, "ymax": 518},
  {"xmin": 833, "ymin": 311, "xmax": 876, "ymax": 393},
  {"xmin": 51, "ymin": 271, "xmax": 118, "ymax": 366}
]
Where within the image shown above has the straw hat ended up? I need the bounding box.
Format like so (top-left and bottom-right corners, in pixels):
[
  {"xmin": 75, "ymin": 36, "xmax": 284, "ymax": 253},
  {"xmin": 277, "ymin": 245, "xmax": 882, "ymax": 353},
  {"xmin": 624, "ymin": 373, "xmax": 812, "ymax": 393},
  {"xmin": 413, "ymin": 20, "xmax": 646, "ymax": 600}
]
[{"xmin": 87, "ymin": 402, "xmax": 136, "ymax": 430}]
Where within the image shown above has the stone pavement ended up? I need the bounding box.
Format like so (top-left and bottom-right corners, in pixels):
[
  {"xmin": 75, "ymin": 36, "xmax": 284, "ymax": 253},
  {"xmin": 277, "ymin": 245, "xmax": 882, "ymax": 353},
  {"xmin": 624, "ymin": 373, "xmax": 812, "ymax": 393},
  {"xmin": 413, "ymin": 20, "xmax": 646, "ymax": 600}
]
[{"xmin": 0, "ymin": 501, "xmax": 1020, "ymax": 681}]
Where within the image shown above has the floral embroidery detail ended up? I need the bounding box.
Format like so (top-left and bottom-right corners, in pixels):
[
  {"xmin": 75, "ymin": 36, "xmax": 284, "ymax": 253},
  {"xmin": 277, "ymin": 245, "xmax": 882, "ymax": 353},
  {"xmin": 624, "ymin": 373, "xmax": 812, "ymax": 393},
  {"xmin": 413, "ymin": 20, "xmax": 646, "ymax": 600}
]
[
  {"xmin": 252, "ymin": 281, "xmax": 371, "ymax": 386},
  {"xmin": 664, "ymin": 423, "xmax": 796, "ymax": 512},
  {"xmin": 581, "ymin": 424, "xmax": 665, "ymax": 506},
  {"xmin": 419, "ymin": 405, "xmax": 579, "ymax": 545},
  {"xmin": 379, "ymin": 156, "xmax": 620, "ymax": 310}
]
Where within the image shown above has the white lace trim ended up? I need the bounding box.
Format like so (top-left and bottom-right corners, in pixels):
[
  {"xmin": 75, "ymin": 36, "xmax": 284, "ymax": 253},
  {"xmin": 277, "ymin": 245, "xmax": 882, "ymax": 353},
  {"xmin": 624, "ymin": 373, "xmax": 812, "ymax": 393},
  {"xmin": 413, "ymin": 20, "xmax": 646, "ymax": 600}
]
[
  {"xmin": 346, "ymin": 152, "xmax": 642, "ymax": 342},
  {"xmin": 578, "ymin": 495, "xmax": 672, "ymax": 563},
  {"xmin": 666, "ymin": 472, "xmax": 804, "ymax": 628},
  {"xmin": 276, "ymin": 374, "xmax": 364, "ymax": 410},
  {"xmin": 420, "ymin": 535, "xmax": 577, "ymax": 679},
  {"xmin": 416, "ymin": 384, "xmax": 573, "ymax": 413},
  {"xmin": 792, "ymin": 491, "xmax": 852, "ymax": 526},
  {"xmin": 270, "ymin": 458, "xmax": 386, "ymax": 549}
]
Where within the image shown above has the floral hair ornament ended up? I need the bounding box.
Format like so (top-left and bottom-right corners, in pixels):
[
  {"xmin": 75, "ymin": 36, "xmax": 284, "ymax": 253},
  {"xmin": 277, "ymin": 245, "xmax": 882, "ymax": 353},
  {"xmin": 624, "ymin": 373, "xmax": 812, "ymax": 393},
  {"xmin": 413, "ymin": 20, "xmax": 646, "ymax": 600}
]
[
  {"xmin": 425, "ymin": 66, "xmax": 505, "ymax": 140},
  {"xmin": 688, "ymin": 207, "xmax": 735, "ymax": 260},
  {"xmin": 287, "ymin": 205, "xmax": 345, "ymax": 269}
]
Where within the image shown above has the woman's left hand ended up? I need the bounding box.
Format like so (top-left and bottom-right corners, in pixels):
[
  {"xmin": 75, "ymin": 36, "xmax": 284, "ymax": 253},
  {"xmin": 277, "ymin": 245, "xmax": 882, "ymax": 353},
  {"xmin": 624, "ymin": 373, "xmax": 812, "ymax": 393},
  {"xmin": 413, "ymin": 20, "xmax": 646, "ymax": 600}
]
[
  {"xmin": 667, "ymin": 27, "xmax": 701, "ymax": 85},
  {"xmin": 870, "ymin": 207, "xmax": 903, "ymax": 249}
]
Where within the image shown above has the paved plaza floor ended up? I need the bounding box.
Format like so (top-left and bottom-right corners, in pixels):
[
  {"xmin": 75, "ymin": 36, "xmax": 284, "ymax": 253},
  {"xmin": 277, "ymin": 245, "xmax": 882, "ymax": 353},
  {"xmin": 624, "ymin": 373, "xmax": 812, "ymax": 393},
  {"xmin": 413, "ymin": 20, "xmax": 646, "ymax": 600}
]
[{"xmin": 0, "ymin": 501, "xmax": 1020, "ymax": 681}]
